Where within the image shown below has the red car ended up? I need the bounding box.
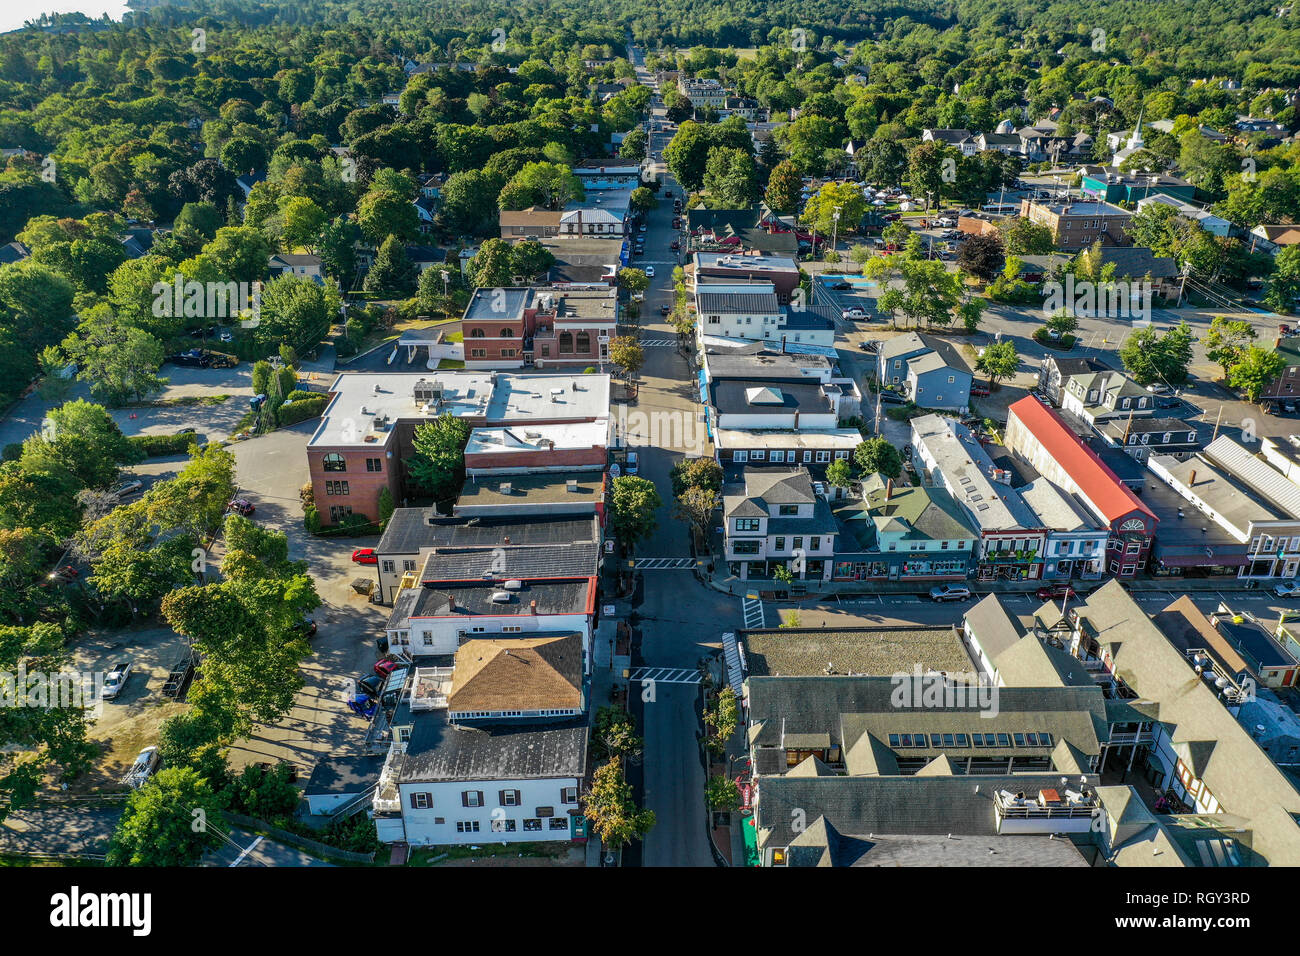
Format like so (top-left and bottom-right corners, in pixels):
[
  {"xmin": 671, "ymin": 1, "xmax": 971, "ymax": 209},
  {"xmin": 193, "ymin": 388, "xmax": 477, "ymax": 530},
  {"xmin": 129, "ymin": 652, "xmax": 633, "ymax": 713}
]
[
  {"xmin": 1036, "ymin": 584, "xmax": 1078, "ymax": 602},
  {"xmin": 351, "ymin": 548, "xmax": 378, "ymax": 565},
  {"xmin": 226, "ymin": 498, "xmax": 255, "ymax": 516},
  {"xmin": 46, "ymin": 565, "xmax": 80, "ymax": 585},
  {"xmin": 374, "ymin": 658, "xmax": 400, "ymax": 678},
  {"xmin": 970, "ymin": 384, "xmax": 990, "ymax": 397}
]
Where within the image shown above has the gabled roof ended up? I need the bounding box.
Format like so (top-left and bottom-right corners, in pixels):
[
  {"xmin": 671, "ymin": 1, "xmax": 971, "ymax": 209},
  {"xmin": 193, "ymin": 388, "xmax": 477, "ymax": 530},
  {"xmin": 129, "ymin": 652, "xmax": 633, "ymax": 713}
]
[{"xmin": 1008, "ymin": 396, "xmax": 1156, "ymax": 525}]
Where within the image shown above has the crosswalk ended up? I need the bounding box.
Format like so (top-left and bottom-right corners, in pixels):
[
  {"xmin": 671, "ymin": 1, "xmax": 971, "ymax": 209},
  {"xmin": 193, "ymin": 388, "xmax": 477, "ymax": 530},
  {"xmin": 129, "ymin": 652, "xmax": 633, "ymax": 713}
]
[
  {"xmin": 742, "ymin": 593, "xmax": 766, "ymax": 629},
  {"xmin": 721, "ymin": 632, "xmax": 745, "ymax": 691},
  {"xmin": 638, "ymin": 339, "xmax": 677, "ymax": 347},
  {"xmin": 633, "ymin": 557, "xmax": 699, "ymax": 569},
  {"xmin": 627, "ymin": 666, "xmax": 701, "ymax": 685}
]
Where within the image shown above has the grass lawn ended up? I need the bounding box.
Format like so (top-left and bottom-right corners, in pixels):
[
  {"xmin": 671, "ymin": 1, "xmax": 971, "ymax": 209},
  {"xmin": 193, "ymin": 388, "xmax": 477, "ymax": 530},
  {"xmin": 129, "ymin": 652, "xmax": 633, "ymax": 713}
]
[{"xmin": 408, "ymin": 842, "xmax": 574, "ymax": 865}]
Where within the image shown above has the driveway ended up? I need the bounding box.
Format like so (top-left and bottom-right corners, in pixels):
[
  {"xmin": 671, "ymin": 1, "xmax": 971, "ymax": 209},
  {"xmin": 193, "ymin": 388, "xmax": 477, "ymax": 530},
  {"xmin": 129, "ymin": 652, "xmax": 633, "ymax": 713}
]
[{"xmin": 0, "ymin": 801, "xmax": 122, "ymax": 858}]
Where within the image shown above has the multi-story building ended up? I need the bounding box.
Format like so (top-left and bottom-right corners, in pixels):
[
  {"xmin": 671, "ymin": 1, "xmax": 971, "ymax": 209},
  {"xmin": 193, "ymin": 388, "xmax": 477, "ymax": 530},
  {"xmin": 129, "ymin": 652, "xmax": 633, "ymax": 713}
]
[
  {"xmin": 690, "ymin": 252, "xmax": 801, "ymax": 303},
  {"xmin": 1019, "ymin": 198, "xmax": 1133, "ymax": 250},
  {"xmin": 1019, "ymin": 479, "xmax": 1108, "ymax": 581},
  {"xmin": 832, "ymin": 474, "xmax": 977, "ymax": 581},
  {"xmin": 306, "ymin": 371, "xmax": 609, "ymax": 525},
  {"xmin": 1097, "ymin": 417, "xmax": 1200, "ymax": 463},
  {"xmin": 876, "ymin": 332, "xmax": 971, "ymax": 412},
  {"xmin": 1004, "ymin": 397, "xmax": 1157, "ymax": 578},
  {"xmin": 1036, "ymin": 355, "xmax": 1111, "ymax": 407},
  {"xmin": 678, "ymin": 76, "xmax": 726, "ymax": 109},
  {"xmin": 723, "ymin": 469, "xmax": 838, "ymax": 582},
  {"xmin": 1059, "ymin": 368, "xmax": 1154, "ymax": 426},
  {"xmin": 911, "ymin": 414, "xmax": 1047, "ymax": 581},
  {"xmin": 460, "ymin": 286, "xmax": 617, "ymax": 369},
  {"xmin": 694, "ymin": 281, "xmax": 835, "ymax": 350},
  {"xmin": 463, "ymin": 421, "xmax": 608, "ymax": 475}
]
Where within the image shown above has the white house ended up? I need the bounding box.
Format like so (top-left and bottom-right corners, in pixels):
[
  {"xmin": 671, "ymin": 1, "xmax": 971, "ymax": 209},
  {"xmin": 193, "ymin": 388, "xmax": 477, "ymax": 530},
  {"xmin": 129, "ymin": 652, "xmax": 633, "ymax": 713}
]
[{"xmin": 722, "ymin": 469, "xmax": 838, "ymax": 582}]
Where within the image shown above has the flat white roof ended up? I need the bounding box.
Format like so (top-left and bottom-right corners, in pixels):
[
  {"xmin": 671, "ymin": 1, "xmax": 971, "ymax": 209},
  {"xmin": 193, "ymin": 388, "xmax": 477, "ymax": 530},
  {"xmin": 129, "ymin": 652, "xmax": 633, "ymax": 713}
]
[
  {"xmin": 310, "ymin": 372, "xmax": 610, "ymax": 448},
  {"xmin": 465, "ymin": 420, "xmax": 610, "ymax": 456},
  {"xmin": 912, "ymin": 414, "xmax": 1040, "ymax": 532},
  {"xmin": 716, "ymin": 428, "xmax": 861, "ymax": 449}
]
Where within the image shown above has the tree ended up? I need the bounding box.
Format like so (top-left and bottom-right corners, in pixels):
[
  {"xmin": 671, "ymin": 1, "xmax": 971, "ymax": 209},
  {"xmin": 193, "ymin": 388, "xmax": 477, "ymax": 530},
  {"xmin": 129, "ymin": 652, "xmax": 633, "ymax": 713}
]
[
  {"xmin": 439, "ymin": 169, "xmax": 503, "ymax": 237},
  {"xmin": 406, "ymin": 413, "xmax": 471, "ymax": 501},
  {"xmin": 675, "ymin": 485, "xmax": 719, "ymax": 542},
  {"xmin": 1118, "ymin": 322, "xmax": 1194, "ymax": 386},
  {"xmin": 957, "ymin": 233, "xmax": 1006, "ymax": 281},
  {"xmin": 58, "ymin": 308, "xmax": 166, "ymax": 406},
  {"xmin": 465, "ymin": 238, "xmax": 515, "ymax": 289},
  {"xmin": 629, "ymin": 186, "xmax": 656, "ymax": 216},
  {"xmin": 1000, "ymin": 218, "xmax": 1055, "ymax": 257},
  {"xmin": 705, "ymin": 775, "xmax": 741, "ymax": 812},
  {"xmin": 1204, "ymin": 316, "xmax": 1258, "ymax": 378},
  {"xmin": 610, "ymin": 475, "xmax": 661, "ymax": 551},
  {"xmin": 765, "ymin": 160, "xmax": 802, "ymax": 215},
  {"xmin": 619, "ymin": 128, "xmax": 648, "ymax": 162},
  {"xmin": 609, "ymin": 335, "xmax": 644, "ymax": 380},
  {"xmin": 106, "ymin": 767, "xmax": 225, "ymax": 866},
  {"xmin": 826, "ymin": 457, "xmax": 853, "ymax": 488},
  {"xmin": 496, "ymin": 162, "xmax": 583, "ymax": 211},
  {"xmin": 703, "ymin": 685, "xmax": 738, "ymax": 755},
  {"xmin": 363, "ymin": 235, "xmax": 418, "ymax": 295},
  {"xmin": 976, "ymin": 340, "xmax": 1020, "ymax": 387},
  {"xmin": 1229, "ymin": 346, "xmax": 1286, "ymax": 404},
  {"xmin": 584, "ymin": 758, "xmax": 655, "ymax": 853},
  {"xmin": 616, "ymin": 268, "xmax": 650, "ymax": 297},
  {"xmin": 802, "ymin": 181, "xmax": 867, "ymax": 239},
  {"xmin": 854, "ymin": 437, "xmax": 902, "ymax": 479},
  {"xmin": 279, "ymin": 196, "xmax": 328, "ymax": 251},
  {"xmin": 702, "ymin": 146, "xmax": 758, "ymax": 206},
  {"xmin": 357, "ymin": 187, "xmax": 418, "ymax": 244},
  {"xmin": 21, "ymin": 398, "xmax": 139, "ymax": 490},
  {"xmin": 592, "ymin": 705, "xmax": 642, "ymax": 762},
  {"xmin": 1266, "ymin": 246, "xmax": 1300, "ymax": 315},
  {"xmin": 669, "ymin": 456, "xmax": 723, "ymax": 497}
]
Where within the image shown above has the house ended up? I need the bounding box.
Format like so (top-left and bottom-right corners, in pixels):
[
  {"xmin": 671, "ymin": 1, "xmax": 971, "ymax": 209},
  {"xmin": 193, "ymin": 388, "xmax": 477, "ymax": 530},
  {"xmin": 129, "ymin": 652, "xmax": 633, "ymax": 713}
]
[
  {"xmin": 831, "ymin": 474, "xmax": 977, "ymax": 582},
  {"xmin": 686, "ymin": 207, "xmax": 799, "ymax": 256},
  {"xmin": 571, "ymin": 161, "xmax": 640, "ymax": 192},
  {"xmin": 707, "ymin": 377, "xmax": 844, "ymax": 432},
  {"xmin": 302, "ymin": 755, "xmax": 385, "ymax": 816},
  {"xmin": 1135, "ymin": 194, "xmax": 1232, "ymax": 237},
  {"xmin": 1097, "ymin": 417, "xmax": 1199, "ymax": 462},
  {"xmin": 678, "ymin": 76, "xmax": 726, "ymax": 109},
  {"xmin": 921, "ymin": 129, "xmax": 978, "ymax": 156},
  {"xmin": 1250, "ymin": 224, "xmax": 1300, "ymax": 256},
  {"xmin": 1079, "ymin": 168, "xmax": 1196, "ymax": 205},
  {"xmin": 1004, "ymin": 397, "xmax": 1158, "ymax": 578},
  {"xmin": 722, "ymin": 469, "xmax": 838, "ymax": 582},
  {"xmin": 460, "ymin": 286, "xmax": 617, "ymax": 369},
  {"xmin": 1262, "ymin": 335, "xmax": 1300, "ymax": 407},
  {"xmin": 1077, "ymin": 246, "xmax": 1181, "ymax": 300},
  {"xmin": 404, "ymin": 245, "xmax": 447, "ymax": 274},
  {"xmin": 693, "ymin": 282, "xmax": 835, "ymax": 350},
  {"xmin": 268, "ymin": 253, "xmax": 324, "ymax": 283},
  {"xmin": 1019, "ymin": 198, "xmax": 1133, "ymax": 250},
  {"xmin": 1036, "ymin": 355, "xmax": 1111, "ymax": 406},
  {"xmin": 974, "ymin": 131, "xmax": 1023, "ymax": 155},
  {"xmin": 876, "ymin": 332, "xmax": 972, "ymax": 411},
  {"xmin": 370, "ymin": 511, "xmax": 603, "ymax": 604},
  {"xmin": 719, "ymin": 97, "xmax": 765, "ymax": 121},
  {"xmin": 0, "ymin": 240, "xmax": 29, "ymax": 265},
  {"xmin": 235, "ymin": 170, "xmax": 266, "ymax": 199},
  {"xmin": 1209, "ymin": 609, "xmax": 1299, "ymax": 689},
  {"xmin": 1059, "ymin": 368, "xmax": 1153, "ymax": 426},
  {"xmin": 1057, "ymin": 580, "xmax": 1300, "ymax": 863},
  {"xmin": 307, "ymin": 371, "xmax": 609, "ymax": 526},
  {"xmin": 910, "ymin": 414, "xmax": 1046, "ymax": 581},
  {"xmin": 412, "ymin": 195, "xmax": 437, "ymax": 232},
  {"xmin": 119, "ymin": 228, "xmax": 155, "ymax": 259}
]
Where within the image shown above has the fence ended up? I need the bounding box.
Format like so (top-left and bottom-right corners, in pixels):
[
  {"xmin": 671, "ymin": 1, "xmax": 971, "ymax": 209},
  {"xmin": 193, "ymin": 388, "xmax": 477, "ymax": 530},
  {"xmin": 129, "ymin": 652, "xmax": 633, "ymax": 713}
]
[{"xmin": 221, "ymin": 812, "xmax": 376, "ymax": 864}]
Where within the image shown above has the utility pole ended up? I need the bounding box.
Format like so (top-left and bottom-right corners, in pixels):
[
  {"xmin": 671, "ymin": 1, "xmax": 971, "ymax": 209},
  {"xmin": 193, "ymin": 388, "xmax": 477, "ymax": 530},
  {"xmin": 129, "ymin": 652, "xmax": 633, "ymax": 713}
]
[{"xmin": 831, "ymin": 205, "xmax": 842, "ymax": 256}]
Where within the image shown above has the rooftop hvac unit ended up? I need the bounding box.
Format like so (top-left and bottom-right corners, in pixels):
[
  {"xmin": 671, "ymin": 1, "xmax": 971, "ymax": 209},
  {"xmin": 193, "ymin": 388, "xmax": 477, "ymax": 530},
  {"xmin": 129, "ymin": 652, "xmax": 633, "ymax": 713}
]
[
  {"xmin": 491, "ymin": 591, "xmax": 513, "ymax": 603},
  {"xmin": 499, "ymin": 482, "xmax": 513, "ymax": 495},
  {"xmin": 503, "ymin": 580, "xmax": 524, "ymax": 591},
  {"xmin": 567, "ymin": 479, "xmax": 579, "ymax": 492}
]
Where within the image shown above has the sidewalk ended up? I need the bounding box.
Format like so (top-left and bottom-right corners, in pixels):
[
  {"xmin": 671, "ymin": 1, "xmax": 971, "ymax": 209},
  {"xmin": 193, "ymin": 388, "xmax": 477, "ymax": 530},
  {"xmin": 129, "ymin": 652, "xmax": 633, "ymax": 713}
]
[{"xmin": 584, "ymin": 613, "xmax": 627, "ymax": 867}]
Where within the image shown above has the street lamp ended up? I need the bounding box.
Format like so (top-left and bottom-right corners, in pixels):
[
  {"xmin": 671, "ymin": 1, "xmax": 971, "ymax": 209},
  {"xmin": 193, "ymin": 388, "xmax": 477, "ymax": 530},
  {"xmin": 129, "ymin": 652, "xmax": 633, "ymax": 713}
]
[{"xmin": 831, "ymin": 205, "xmax": 842, "ymax": 257}]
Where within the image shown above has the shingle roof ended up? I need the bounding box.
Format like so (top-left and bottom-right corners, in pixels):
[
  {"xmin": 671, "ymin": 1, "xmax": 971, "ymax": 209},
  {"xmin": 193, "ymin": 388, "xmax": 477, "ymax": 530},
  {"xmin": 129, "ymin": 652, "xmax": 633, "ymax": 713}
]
[
  {"xmin": 742, "ymin": 626, "xmax": 972, "ymax": 677},
  {"xmin": 448, "ymin": 634, "xmax": 583, "ymax": 713},
  {"xmin": 396, "ymin": 711, "xmax": 588, "ymax": 784}
]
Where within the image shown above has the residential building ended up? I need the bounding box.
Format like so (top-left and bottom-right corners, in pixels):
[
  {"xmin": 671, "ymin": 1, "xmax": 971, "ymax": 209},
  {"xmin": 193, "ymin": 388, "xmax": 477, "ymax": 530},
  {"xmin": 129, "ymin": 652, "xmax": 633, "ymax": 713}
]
[
  {"xmin": 678, "ymin": 76, "xmax": 726, "ymax": 109},
  {"xmin": 1019, "ymin": 198, "xmax": 1133, "ymax": 250},
  {"xmin": 686, "ymin": 207, "xmax": 799, "ymax": 256},
  {"xmin": 876, "ymin": 332, "xmax": 972, "ymax": 412},
  {"xmin": 1135, "ymin": 193, "xmax": 1232, "ymax": 237},
  {"xmin": 694, "ymin": 281, "xmax": 835, "ymax": 350},
  {"xmin": 707, "ymin": 377, "xmax": 845, "ymax": 432},
  {"xmin": 723, "ymin": 469, "xmax": 838, "ymax": 582},
  {"xmin": 1262, "ymin": 335, "xmax": 1300, "ymax": 408},
  {"xmin": 831, "ymin": 474, "xmax": 977, "ymax": 582},
  {"xmin": 910, "ymin": 414, "xmax": 1047, "ymax": 581},
  {"xmin": 1249, "ymin": 224, "xmax": 1300, "ymax": 256},
  {"xmin": 571, "ymin": 161, "xmax": 640, "ymax": 192},
  {"xmin": 921, "ymin": 129, "xmax": 978, "ymax": 155},
  {"xmin": 1019, "ymin": 479, "xmax": 1108, "ymax": 581},
  {"xmin": 1097, "ymin": 417, "xmax": 1200, "ymax": 462},
  {"xmin": 268, "ymin": 253, "xmax": 324, "ymax": 283},
  {"xmin": 1004, "ymin": 397, "xmax": 1158, "ymax": 578},
  {"xmin": 1036, "ymin": 355, "xmax": 1111, "ymax": 406},
  {"xmin": 1059, "ymin": 368, "xmax": 1154, "ymax": 426}
]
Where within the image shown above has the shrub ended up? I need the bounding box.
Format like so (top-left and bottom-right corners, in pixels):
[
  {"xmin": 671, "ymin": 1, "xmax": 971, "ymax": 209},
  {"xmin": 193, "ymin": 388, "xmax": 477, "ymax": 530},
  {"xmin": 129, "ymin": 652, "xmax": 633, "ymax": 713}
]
[
  {"xmin": 276, "ymin": 393, "xmax": 329, "ymax": 426},
  {"xmin": 304, "ymin": 505, "xmax": 321, "ymax": 533},
  {"xmin": 130, "ymin": 433, "xmax": 199, "ymax": 457}
]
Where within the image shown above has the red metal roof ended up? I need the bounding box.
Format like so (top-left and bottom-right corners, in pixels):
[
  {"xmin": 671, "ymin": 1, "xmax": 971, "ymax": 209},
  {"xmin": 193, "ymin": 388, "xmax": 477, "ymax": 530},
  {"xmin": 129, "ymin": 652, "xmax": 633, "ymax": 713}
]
[{"xmin": 1008, "ymin": 396, "xmax": 1157, "ymax": 527}]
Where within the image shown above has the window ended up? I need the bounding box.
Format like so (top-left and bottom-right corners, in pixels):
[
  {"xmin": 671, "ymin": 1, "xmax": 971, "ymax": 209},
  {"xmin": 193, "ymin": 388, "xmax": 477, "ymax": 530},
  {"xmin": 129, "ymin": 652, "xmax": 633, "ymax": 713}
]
[
  {"xmin": 456, "ymin": 821, "xmax": 480, "ymax": 833},
  {"xmin": 774, "ymin": 537, "xmax": 786, "ymax": 551},
  {"xmin": 770, "ymin": 450, "xmax": 785, "ymax": 463},
  {"xmin": 535, "ymin": 806, "xmax": 554, "ymax": 817},
  {"xmin": 735, "ymin": 518, "xmax": 760, "ymax": 532},
  {"xmin": 322, "ymin": 453, "xmax": 346, "ymax": 472},
  {"xmin": 470, "ymin": 348, "xmax": 486, "ymax": 358},
  {"xmin": 381, "ymin": 560, "xmax": 395, "ymax": 573},
  {"xmin": 751, "ymin": 450, "xmax": 766, "ymax": 460},
  {"xmin": 778, "ymin": 505, "xmax": 799, "ymax": 516},
  {"xmin": 524, "ymin": 818, "xmax": 542, "ymax": 831},
  {"xmin": 462, "ymin": 790, "xmax": 484, "ymax": 807},
  {"xmin": 561, "ymin": 787, "xmax": 579, "ymax": 804},
  {"xmin": 834, "ymin": 450, "xmax": 849, "ymax": 459},
  {"xmin": 816, "ymin": 451, "xmax": 830, "ymax": 463},
  {"xmin": 733, "ymin": 451, "xmax": 748, "ymax": 462},
  {"xmin": 328, "ymin": 505, "xmax": 352, "ymax": 522},
  {"xmin": 470, "ymin": 328, "xmax": 485, "ymax": 337},
  {"xmin": 500, "ymin": 328, "xmax": 514, "ymax": 337},
  {"xmin": 559, "ymin": 331, "xmax": 574, "ymax": 353},
  {"xmin": 410, "ymin": 792, "xmax": 432, "ymax": 809},
  {"xmin": 492, "ymin": 818, "xmax": 517, "ymax": 833},
  {"xmin": 366, "ymin": 458, "xmax": 382, "ymax": 472},
  {"xmin": 576, "ymin": 332, "xmax": 591, "ymax": 353},
  {"xmin": 325, "ymin": 480, "xmax": 349, "ymax": 496},
  {"xmin": 733, "ymin": 541, "xmax": 760, "ymax": 555},
  {"xmin": 549, "ymin": 817, "xmax": 569, "ymax": 830},
  {"xmin": 402, "ymin": 560, "xmax": 416, "ymax": 572},
  {"xmin": 792, "ymin": 537, "xmax": 803, "ymax": 550}
]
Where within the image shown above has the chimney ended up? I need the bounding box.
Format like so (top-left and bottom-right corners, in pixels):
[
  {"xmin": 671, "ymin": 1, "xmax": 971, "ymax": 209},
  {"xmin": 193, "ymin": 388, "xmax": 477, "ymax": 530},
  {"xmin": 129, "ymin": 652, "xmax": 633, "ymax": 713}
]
[
  {"xmin": 447, "ymin": 595, "xmax": 456, "ymax": 611},
  {"xmin": 886, "ymin": 478, "xmax": 894, "ymax": 500},
  {"xmin": 529, "ymin": 600, "xmax": 537, "ymax": 615},
  {"xmin": 1189, "ymin": 469, "xmax": 1197, "ymax": 487}
]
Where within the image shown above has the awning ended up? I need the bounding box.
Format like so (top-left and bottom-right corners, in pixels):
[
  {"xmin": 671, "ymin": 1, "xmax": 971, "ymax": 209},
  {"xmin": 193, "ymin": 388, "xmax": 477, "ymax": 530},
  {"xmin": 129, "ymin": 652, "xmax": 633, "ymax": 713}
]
[{"xmin": 1154, "ymin": 552, "xmax": 1250, "ymax": 568}]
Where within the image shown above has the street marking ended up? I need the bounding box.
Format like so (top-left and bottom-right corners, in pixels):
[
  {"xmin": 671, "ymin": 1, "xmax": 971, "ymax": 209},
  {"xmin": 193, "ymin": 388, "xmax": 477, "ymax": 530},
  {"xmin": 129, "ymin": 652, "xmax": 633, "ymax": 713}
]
[
  {"xmin": 638, "ymin": 339, "xmax": 677, "ymax": 347},
  {"xmin": 742, "ymin": 595, "xmax": 766, "ymax": 629},
  {"xmin": 633, "ymin": 557, "xmax": 699, "ymax": 569},
  {"xmin": 230, "ymin": 835, "xmax": 263, "ymax": 867},
  {"xmin": 628, "ymin": 666, "xmax": 701, "ymax": 685}
]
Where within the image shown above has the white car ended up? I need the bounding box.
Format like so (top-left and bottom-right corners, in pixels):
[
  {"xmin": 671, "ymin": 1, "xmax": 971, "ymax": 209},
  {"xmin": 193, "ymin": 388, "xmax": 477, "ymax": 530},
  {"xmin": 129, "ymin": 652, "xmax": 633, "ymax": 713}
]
[
  {"xmin": 101, "ymin": 660, "xmax": 133, "ymax": 700},
  {"xmin": 626, "ymin": 451, "xmax": 639, "ymax": 475},
  {"xmin": 1274, "ymin": 580, "xmax": 1300, "ymax": 598},
  {"xmin": 929, "ymin": 584, "xmax": 972, "ymax": 602},
  {"xmin": 644, "ymin": 266, "xmax": 655, "ymax": 278},
  {"xmin": 842, "ymin": 307, "xmax": 867, "ymax": 319},
  {"xmin": 124, "ymin": 746, "xmax": 160, "ymax": 789}
]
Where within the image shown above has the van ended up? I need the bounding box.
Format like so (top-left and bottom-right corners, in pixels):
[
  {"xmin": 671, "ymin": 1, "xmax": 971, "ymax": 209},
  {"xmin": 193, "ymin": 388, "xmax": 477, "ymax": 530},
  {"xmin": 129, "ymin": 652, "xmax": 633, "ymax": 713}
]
[{"xmin": 626, "ymin": 451, "xmax": 639, "ymax": 475}]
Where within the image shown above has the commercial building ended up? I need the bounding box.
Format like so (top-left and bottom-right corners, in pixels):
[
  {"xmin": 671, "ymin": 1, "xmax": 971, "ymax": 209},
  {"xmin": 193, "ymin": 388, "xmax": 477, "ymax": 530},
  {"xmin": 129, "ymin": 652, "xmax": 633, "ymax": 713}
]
[
  {"xmin": 460, "ymin": 286, "xmax": 618, "ymax": 369},
  {"xmin": 1018, "ymin": 198, "xmax": 1133, "ymax": 250},
  {"xmin": 723, "ymin": 469, "xmax": 838, "ymax": 582}
]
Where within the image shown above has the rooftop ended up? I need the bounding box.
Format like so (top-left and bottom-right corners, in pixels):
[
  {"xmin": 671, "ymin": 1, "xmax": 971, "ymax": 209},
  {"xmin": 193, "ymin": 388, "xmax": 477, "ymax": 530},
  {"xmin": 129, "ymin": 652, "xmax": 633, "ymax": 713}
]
[
  {"xmin": 456, "ymin": 473, "xmax": 605, "ymax": 509},
  {"xmin": 742, "ymin": 626, "xmax": 973, "ymax": 677},
  {"xmin": 394, "ymin": 710, "xmax": 588, "ymax": 784},
  {"xmin": 695, "ymin": 252, "xmax": 799, "ymax": 273},
  {"xmin": 375, "ymin": 510, "xmax": 599, "ymax": 556},
  {"xmin": 1202, "ymin": 435, "xmax": 1300, "ymax": 516},
  {"xmin": 711, "ymin": 378, "xmax": 833, "ymax": 417},
  {"xmin": 911, "ymin": 415, "xmax": 1040, "ymax": 532},
  {"xmin": 464, "ymin": 421, "xmax": 609, "ymax": 457},
  {"xmin": 448, "ymin": 634, "xmax": 584, "ymax": 713},
  {"xmin": 390, "ymin": 578, "xmax": 593, "ymax": 623}
]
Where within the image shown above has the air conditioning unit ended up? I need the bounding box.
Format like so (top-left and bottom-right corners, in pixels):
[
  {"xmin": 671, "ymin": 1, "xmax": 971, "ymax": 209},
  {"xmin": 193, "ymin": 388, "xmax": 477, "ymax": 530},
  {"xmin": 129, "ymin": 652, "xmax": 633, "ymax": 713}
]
[{"xmin": 491, "ymin": 591, "xmax": 513, "ymax": 603}]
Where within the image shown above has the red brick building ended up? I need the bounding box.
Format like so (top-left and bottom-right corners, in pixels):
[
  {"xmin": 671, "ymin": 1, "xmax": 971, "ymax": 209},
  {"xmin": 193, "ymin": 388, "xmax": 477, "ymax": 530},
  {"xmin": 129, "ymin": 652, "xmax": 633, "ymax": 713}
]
[{"xmin": 461, "ymin": 286, "xmax": 617, "ymax": 369}]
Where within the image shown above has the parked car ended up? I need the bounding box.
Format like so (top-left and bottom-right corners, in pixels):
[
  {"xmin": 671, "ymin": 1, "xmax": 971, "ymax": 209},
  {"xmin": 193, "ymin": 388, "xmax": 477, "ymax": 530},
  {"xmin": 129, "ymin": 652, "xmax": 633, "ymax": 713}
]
[
  {"xmin": 659, "ymin": 305, "xmax": 671, "ymax": 316},
  {"xmin": 828, "ymin": 281, "xmax": 852, "ymax": 290},
  {"xmin": 226, "ymin": 498, "xmax": 255, "ymax": 516},
  {"xmin": 351, "ymin": 548, "xmax": 378, "ymax": 565},
  {"xmin": 877, "ymin": 389, "xmax": 908, "ymax": 405},
  {"xmin": 842, "ymin": 307, "xmax": 867, "ymax": 319},
  {"xmin": 644, "ymin": 266, "xmax": 655, "ymax": 277},
  {"xmin": 970, "ymin": 384, "xmax": 990, "ymax": 397},
  {"xmin": 347, "ymin": 695, "xmax": 378, "ymax": 718},
  {"xmin": 167, "ymin": 348, "xmax": 211, "ymax": 368},
  {"xmin": 101, "ymin": 660, "xmax": 133, "ymax": 699},
  {"xmin": 124, "ymin": 746, "xmax": 161, "ymax": 789},
  {"xmin": 1155, "ymin": 397, "xmax": 1181, "ymax": 409},
  {"xmin": 374, "ymin": 658, "xmax": 401, "ymax": 678},
  {"xmin": 626, "ymin": 451, "xmax": 639, "ymax": 475},
  {"xmin": 929, "ymin": 584, "xmax": 972, "ymax": 602},
  {"xmin": 1284, "ymin": 402, "xmax": 1298, "ymax": 415},
  {"xmin": 46, "ymin": 565, "xmax": 80, "ymax": 584},
  {"xmin": 671, "ymin": 218, "xmax": 680, "ymax": 229},
  {"xmin": 356, "ymin": 674, "xmax": 384, "ymax": 698},
  {"xmin": 1035, "ymin": 584, "xmax": 1078, "ymax": 602},
  {"xmin": 111, "ymin": 478, "xmax": 143, "ymax": 497},
  {"xmin": 1273, "ymin": 580, "xmax": 1300, "ymax": 598},
  {"xmin": 291, "ymin": 617, "xmax": 317, "ymax": 638}
]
